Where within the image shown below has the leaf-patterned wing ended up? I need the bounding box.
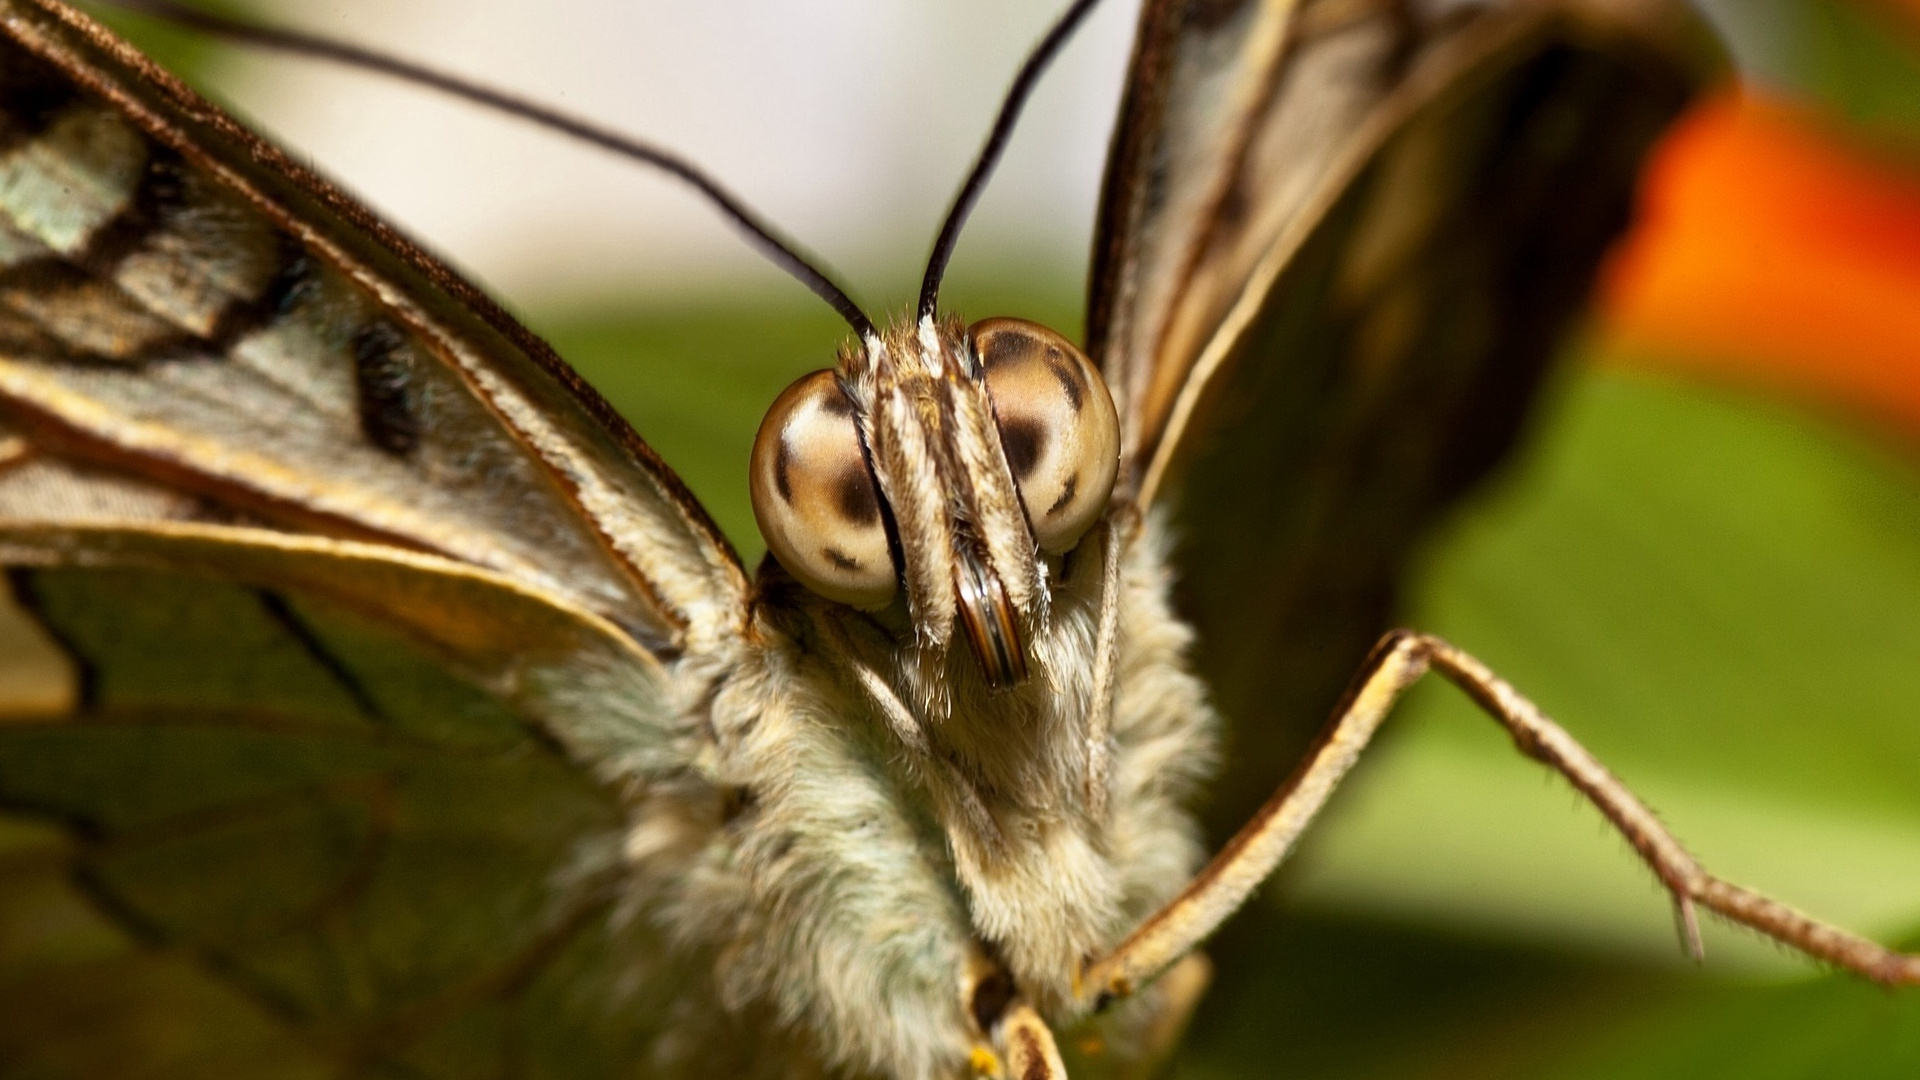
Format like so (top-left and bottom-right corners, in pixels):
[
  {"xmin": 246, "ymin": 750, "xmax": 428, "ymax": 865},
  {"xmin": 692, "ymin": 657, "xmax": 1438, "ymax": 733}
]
[
  {"xmin": 0, "ymin": 523, "xmax": 697, "ymax": 1078},
  {"xmin": 0, "ymin": 0, "xmax": 745, "ymax": 653},
  {"xmin": 1086, "ymin": 0, "xmax": 1717, "ymax": 827}
]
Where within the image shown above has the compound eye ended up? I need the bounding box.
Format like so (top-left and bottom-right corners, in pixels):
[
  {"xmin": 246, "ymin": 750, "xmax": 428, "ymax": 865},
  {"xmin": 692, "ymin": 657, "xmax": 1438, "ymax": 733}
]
[
  {"xmin": 972, "ymin": 318, "xmax": 1120, "ymax": 553},
  {"xmin": 749, "ymin": 370, "xmax": 897, "ymax": 607}
]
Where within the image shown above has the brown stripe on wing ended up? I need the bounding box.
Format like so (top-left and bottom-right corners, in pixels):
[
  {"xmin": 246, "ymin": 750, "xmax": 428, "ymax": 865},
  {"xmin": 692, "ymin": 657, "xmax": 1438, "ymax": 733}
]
[
  {"xmin": 0, "ymin": 73, "xmax": 572, "ymax": 564},
  {"xmin": 0, "ymin": 90, "xmax": 303, "ymax": 362},
  {"xmin": 0, "ymin": 261, "xmax": 194, "ymax": 361},
  {"xmin": 349, "ymin": 319, "xmax": 419, "ymax": 456},
  {"xmin": 0, "ymin": 0, "xmax": 751, "ymax": 647},
  {"xmin": 69, "ymin": 143, "xmax": 189, "ymax": 273},
  {"xmin": 0, "ymin": 235, "xmax": 321, "ymax": 371},
  {"xmin": 0, "ymin": 45, "xmax": 317, "ymax": 368},
  {"xmin": 0, "ymin": 56, "xmax": 653, "ymax": 625},
  {"xmin": 0, "ymin": 409, "xmax": 276, "ymax": 527},
  {"xmin": 0, "ymin": 83, "xmax": 410, "ymax": 444},
  {"xmin": 200, "ymin": 234, "xmax": 316, "ymax": 343}
]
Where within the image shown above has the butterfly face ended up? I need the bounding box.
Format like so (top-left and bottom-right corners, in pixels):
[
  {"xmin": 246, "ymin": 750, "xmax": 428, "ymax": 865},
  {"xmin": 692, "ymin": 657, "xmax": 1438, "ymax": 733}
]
[
  {"xmin": 26, "ymin": 3, "xmax": 1889, "ymax": 1080},
  {"xmin": 750, "ymin": 315, "xmax": 1119, "ymax": 690}
]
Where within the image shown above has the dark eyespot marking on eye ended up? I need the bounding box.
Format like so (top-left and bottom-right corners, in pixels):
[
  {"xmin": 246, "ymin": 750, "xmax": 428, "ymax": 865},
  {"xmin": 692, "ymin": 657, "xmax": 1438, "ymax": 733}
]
[
  {"xmin": 1045, "ymin": 473, "xmax": 1078, "ymax": 519},
  {"xmin": 753, "ymin": 369, "xmax": 897, "ymax": 606},
  {"xmin": 1045, "ymin": 353, "xmax": 1084, "ymax": 412},
  {"xmin": 819, "ymin": 386, "xmax": 855, "ymax": 417},
  {"xmin": 351, "ymin": 320, "xmax": 418, "ymax": 456},
  {"xmin": 774, "ymin": 434, "xmax": 795, "ymax": 503},
  {"xmin": 981, "ymin": 330, "xmax": 1024, "ymax": 369},
  {"xmin": 834, "ymin": 466, "xmax": 879, "ymax": 525},
  {"xmin": 999, "ymin": 417, "xmax": 1044, "ymax": 480}
]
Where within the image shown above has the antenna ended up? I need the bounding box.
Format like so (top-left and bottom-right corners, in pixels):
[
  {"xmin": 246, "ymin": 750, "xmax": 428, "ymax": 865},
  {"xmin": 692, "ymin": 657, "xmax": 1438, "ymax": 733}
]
[
  {"xmin": 916, "ymin": 0, "xmax": 1104, "ymax": 323},
  {"xmin": 88, "ymin": 0, "xmax": 879, "ymax": 340}
]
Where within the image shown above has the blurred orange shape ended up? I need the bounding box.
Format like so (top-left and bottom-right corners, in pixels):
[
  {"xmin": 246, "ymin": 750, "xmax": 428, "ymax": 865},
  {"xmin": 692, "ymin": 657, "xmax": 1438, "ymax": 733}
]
[
  {"xmin": 1880, "ymin": 0, "xmax": 1920, "ymax": 28},
  {"xmin": 1599, "ymin": 88, "xmax": 1920, "ymax": 431}
]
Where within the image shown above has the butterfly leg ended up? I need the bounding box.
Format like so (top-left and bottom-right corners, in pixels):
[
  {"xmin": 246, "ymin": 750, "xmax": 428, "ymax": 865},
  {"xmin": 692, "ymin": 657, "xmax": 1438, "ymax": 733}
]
[
  {"xmin": 1076, "ymin": 630, "xmax": 1920, "ymax": 1009},
  {"xmin": 974, "ymin": 998, "xmax": 1065, "ymax": 1079},
  {"xmin": 1084, "ymin": 509, "xmax": 1131, "ymax": 819}
]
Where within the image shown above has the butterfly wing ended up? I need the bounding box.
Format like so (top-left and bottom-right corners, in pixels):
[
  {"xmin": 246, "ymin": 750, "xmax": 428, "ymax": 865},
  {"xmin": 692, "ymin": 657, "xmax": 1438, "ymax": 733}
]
[
  {"xmin": 0, "ymin": 1, "xmax": 740, "ymax": 1073},
  {"xmin": 0, "ymin": 525, "xmax": 693, "ymax": 1077},
  {"xmin": 0, "ymin": 0, "xmax": 747, "ymax": 651},
  {"xmin": 1087, "ymin": 0, "xmax": 1718, "ymax": 829}
]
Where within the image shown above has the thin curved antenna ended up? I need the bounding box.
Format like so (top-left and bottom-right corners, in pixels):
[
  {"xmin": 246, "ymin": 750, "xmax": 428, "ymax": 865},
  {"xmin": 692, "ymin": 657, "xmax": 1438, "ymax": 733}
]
[
  {"xmin": 89, "ymin": 0, "xmax": 879, "ymax": 340},
  {"xmin": 916, "ymin": 0, "xmax": 1104, "ymax": 323}
]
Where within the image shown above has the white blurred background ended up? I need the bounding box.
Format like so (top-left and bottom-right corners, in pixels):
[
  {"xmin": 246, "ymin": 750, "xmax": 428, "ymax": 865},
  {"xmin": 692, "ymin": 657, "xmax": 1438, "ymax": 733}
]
[
  {"xmin": 209, "ymin": 0, "xmax": 1141, "ymax": 312},
  {"xmin": 197, "ymin": 0, "xmax": 1769, "ymax": 314}
]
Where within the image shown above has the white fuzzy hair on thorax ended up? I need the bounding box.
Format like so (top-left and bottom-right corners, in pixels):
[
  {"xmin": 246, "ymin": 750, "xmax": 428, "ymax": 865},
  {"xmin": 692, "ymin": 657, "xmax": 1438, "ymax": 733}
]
[{"xmin": 612, "ymin": 511, "xmax": 1216, "ymax": 1079}]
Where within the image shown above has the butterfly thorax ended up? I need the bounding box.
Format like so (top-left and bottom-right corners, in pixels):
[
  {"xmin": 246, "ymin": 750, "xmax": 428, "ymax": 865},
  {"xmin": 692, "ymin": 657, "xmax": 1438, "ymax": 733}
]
[
  {"xmin": 704, "ymin": 507, "xmax": 1214, "ymax": 1068},
  {"xmin": 707, "ymin": 311, "xmax": 1215, "ymax": 1070}
]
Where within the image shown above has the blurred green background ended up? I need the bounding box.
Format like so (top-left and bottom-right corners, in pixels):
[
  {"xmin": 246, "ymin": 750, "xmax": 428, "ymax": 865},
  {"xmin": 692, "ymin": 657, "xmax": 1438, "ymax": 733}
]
[{"xmin": 96, "ymin": 0, "xmax": 1920, "ymax": 1076}]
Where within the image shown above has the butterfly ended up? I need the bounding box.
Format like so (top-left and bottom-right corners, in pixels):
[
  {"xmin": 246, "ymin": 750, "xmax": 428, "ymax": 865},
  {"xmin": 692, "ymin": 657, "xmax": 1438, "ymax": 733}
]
[{"xmin": 0, "ymin": 0, "xmax": 1914, "ymax": 1077}]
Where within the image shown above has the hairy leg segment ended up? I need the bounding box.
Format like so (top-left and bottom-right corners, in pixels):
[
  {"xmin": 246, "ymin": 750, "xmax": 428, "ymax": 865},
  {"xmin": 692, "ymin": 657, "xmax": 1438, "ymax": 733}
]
[{"xmin": 1081, "ymin": 630, "xmax": 1920, "ymax": 1009}]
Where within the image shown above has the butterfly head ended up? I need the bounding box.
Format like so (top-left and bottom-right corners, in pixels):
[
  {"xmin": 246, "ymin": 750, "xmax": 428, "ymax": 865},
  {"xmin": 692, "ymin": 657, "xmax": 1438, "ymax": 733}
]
[{"xmin": 750, "ymin": 314, "xmax": 1119, "ymax": 690}]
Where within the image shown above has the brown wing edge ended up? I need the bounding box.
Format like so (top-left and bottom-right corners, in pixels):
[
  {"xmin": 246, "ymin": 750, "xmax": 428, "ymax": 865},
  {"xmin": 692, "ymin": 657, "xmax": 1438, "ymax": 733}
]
[
  {"xmin": 1095, "ymin": 1, "xmax": 1724, "ymax": 839},
  {"xmin": 1140, "ymin": 4, "xmax": 1728, "ymax": 506},
  {"xmin": 0, "ymin": 519, "xmax": 675, "ymax": 744},
  {"xmin": 1085, "ymin": 0, "xmax": 1727, "ymax": 495},
  {"xmin": 1082, "ymin": 0, "xmax": 1182, "ymax": 375},
  {"xmin": 2, "ymin": 0, "xmax": 749, "ymax": 638}
]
